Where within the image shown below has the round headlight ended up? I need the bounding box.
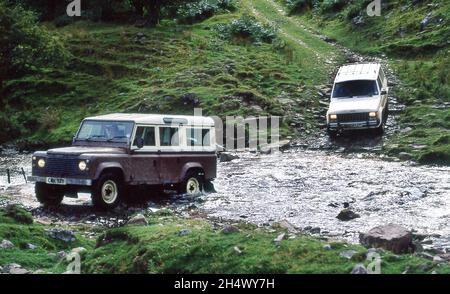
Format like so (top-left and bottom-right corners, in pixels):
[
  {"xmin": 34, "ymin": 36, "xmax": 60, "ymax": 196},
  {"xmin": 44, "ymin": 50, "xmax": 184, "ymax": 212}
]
[
  {"xmin": 369, "ymin": 112, "xmax": 377, "ymax": 117},
  {"xmin": 78, "ymin": 161, "xmax": 87, "ymax": 171},
  {"xmin": 329, "ymin": 114, "xmax": 337, "ymax": 120},
  {"xmin": 37, "ymin": 159, "xmax": 46, "ymax": 168}
]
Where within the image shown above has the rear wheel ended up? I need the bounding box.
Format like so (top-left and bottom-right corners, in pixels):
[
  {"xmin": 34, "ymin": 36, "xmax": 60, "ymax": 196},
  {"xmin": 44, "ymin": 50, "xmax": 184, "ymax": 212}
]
[
  {"xmin": 179, "ymin": 171, "xmax": 204, "ymax": 196},
  {"xmin": 35, "ymin": 183, "xmax": 64, "ymax": 206},
  {"xmin": 92, "ymin": 172, "xmax": 123, "ymax": 210}
]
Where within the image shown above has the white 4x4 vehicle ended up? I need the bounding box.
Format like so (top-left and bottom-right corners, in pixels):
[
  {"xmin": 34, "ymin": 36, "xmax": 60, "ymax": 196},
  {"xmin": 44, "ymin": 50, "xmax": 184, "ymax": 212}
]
[{"xmin": 326, "ymin": 63, "xmax": 389, "ymax": 137}]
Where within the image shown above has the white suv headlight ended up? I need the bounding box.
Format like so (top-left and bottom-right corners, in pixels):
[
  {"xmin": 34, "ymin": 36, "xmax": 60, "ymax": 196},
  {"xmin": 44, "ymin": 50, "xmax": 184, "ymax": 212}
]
[
  {"xmin": 369, "ymin": 112, "xmax": 377, "ymax": 118},
  {"xmin": 37, "ymin": 159, "xmax": 46, "ymax": 168},
  {"xmin": 78, "ymin": 160, "xmax": 87, "ymax": 171}
]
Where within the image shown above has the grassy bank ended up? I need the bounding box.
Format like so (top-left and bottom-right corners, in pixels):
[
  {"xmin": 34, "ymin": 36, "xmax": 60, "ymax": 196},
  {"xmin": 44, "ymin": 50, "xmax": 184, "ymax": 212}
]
[
  {"xmin": 1, "ymin": 1, "xmax": 338, "ymax": 149},
  {"xmin": 275, "ymin": 0, "xmax": 450, "ymax": 164},
  {"xmin": 1, "ymin": 205, "xmax": 449, "ymax": 274}
]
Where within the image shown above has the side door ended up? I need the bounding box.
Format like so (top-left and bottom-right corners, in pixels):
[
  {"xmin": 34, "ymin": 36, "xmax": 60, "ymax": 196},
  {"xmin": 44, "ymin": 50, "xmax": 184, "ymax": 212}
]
[
  {"xmin": 130, "ymin": 125, "xmax": 160, "ymax": 185},
  {"xmin": 158, "ymin": 125, "xmax": 182, "ymax": 184}
]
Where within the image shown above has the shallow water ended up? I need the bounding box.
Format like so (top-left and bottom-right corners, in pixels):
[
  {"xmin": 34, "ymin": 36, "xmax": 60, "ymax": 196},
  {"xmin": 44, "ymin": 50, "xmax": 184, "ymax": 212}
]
[
  {"xmin": 1, "ymin": 148, "xmax": 449, "ymax": 250},
  {"xmin": 203, "ymin": 150, "xmax": 450, "ymax": 249}
]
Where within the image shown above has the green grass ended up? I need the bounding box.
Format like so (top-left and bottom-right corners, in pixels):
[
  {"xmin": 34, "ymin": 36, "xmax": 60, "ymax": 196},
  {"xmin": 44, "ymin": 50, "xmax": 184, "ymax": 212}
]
[
  {"xmin": 1, "ymin": 3, "xmax": 338, "ymax": 148},
  {"xmin": 0, "ymin": 205, "xmax": 94, "ymax": 273},
  {"xmin": 276, "ymin": 0, "xmax": 450, "ymax": 164},
  {"xmin": 1, "ymin": 205, "xmax": 447, "ymax": 274},
  {"xmin": 84, "ymin": 211, "xmax": 449, "ymax": 274}
]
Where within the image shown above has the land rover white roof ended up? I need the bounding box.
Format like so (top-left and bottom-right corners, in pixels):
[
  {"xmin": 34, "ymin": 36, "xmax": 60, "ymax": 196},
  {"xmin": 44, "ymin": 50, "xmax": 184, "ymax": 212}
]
[
  {"xmin": 84, "ymin": 113, "xmax": 215, "ymax": 126},
  {"xmin": 334, "ymin": 63, "xmax": 381, "ymax": 83}
]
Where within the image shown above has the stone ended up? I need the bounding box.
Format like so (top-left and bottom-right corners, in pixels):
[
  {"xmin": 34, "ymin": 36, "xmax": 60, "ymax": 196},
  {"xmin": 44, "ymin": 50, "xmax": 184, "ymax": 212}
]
[
  {"xmin": 178, "ymin": 229, "xmax": 191, "ymax": 236},
  {"xmin": 33, "ymin": 269, "xmax": 47, "ymax": 274},
  {"xmin": 336, "ymin": 209, "xmax": 360, "ymax": 221},
  {"xmin": 219, "ymin": 153, "xmax": 239, "ymax": 162},
  {"xmin": 323, "ymin": 244, "xmax": 332, "ymax": 250},
  {"xmin": 127, "ymin": 214, "xmax": 148, "ymax": 226},
  {"xmin": 180, "ymin": 93, "xmax": 200, "ymax": 106},
  {"xmin": 340, "ymin": 250, "xmax": 357, "ymax": 259},
  {"xmin": 0, "ymin": 239, "xmax": 14, "ymax": 249},
  {"xmin": 433, "ymin": 256, "xmax": 444, "ymax": 263},
  {"xmin": 57, "ymin": 251, "xmax": 67, "ymax": 259},
  {"xmin": 398, "ymin": 152, "xmax": 413, "ymax": 160},
  {"xmin": 26, "ymin": 243, "xmax": 37, "ymax": 250},
  {"xmin": 277, "ymin": 220, "xmax": 297, "ymax": 233},
  {"xmin": 221, "ymin": 225, "xmax": 239, "ymax": 234},
  {"xmin": 274, "ymin": 233, "xmax": 286, "ymax": 244},
  {"xmin": 45, "ymin": 229, "xmax": 76, "ymax": 242},
  {"xmin": 351, "ymin": 264, "xmax": 368, "ymax": 274},
  {"xmin": 359, "ymin": 224, "xmax": 413, "ymax": 254},
  {"xmin": 234, "ymin": 246, "xmax": 243, "ymax": 255}
]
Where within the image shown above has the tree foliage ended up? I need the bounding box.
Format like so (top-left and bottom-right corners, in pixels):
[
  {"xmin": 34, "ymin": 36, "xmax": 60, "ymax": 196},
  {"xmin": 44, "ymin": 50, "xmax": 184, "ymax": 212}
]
[{"xmin": 0, "ymin": 1, "xmax": 69, "ymax": 87}]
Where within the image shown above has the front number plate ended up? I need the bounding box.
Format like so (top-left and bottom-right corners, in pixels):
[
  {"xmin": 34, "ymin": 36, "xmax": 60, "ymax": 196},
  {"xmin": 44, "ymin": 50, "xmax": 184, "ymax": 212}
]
[{"xmin": 46, "ymin": 177, "xmax": 67, "ymax": 185}]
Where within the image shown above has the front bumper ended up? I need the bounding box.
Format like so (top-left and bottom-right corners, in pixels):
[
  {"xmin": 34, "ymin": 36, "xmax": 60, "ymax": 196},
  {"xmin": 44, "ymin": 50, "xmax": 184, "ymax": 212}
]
[
  {"xmin": 27, "ymin": 176, "xmax": 92, "ymax": 186},
  {"xmin": 328, "ymin": 120, "xmax": 381, "ymax": 130}
]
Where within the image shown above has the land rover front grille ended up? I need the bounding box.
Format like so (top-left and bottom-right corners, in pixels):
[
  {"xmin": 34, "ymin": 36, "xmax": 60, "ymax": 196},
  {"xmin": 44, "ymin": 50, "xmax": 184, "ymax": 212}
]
[
  {"xmin": 34, "ymin": 156, "xmax": 84, "ymax": 177},
  {"xmin": 337, "ymin": 113, "xmax": 369, "ymax": 122}
]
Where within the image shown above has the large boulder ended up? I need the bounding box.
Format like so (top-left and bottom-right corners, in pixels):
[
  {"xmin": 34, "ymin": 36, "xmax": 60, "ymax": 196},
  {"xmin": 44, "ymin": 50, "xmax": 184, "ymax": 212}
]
[
  {"xmin": 1, "ymin": 239, "xmax": 14, "ymax": 249},
  {"xmin": 127, "ymin": 214, "xmax": 148, "ymax": 226},
  {"xmin": 336, "ymin": 209, "xmax": 360, "ymax": 221},
  {"xmin": 45, "ymin": 229, "xmax": 76, "ymax": 243},
  {"xmin": 359, "ymin": 224, "xmax": 413, "ymax": 254}
]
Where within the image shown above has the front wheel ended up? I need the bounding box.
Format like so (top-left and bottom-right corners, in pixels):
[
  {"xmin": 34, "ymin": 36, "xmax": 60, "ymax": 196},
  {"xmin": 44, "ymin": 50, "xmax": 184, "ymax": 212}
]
[
  {"xmin": 179, "ymin": 172, "xmax": 204, "ymax": 196},
  {"xmin": 35, "ymin": 182, "xmax": 64, "ymax": 206},
  {"xmin": 92, "ymin": 172, "xmax": 123, "ymax": 210}
]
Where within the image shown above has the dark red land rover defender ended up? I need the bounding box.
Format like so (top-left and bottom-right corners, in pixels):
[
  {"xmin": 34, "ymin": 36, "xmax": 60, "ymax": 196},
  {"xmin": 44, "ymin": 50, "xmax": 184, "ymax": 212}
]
[{"xmin": 28, "ymin": 113, "xmax": 217, "ymax": 210}]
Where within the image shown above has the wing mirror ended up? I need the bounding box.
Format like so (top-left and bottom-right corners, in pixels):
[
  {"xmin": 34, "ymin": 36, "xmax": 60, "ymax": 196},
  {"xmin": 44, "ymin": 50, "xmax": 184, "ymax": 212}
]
[{"xmin": 136, "ymin": 137, "xmax": 144, "ymax": 149}]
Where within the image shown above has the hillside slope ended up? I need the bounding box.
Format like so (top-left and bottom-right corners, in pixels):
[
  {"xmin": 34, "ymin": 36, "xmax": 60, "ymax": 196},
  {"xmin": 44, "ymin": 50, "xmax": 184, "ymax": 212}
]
[
  {"xmin": 0, "ymin": 2, "xmax": 339, "ymax": 149},
  {"xmin": 275, "ymin": 0, "xmax": 450, "ymax": 164}
]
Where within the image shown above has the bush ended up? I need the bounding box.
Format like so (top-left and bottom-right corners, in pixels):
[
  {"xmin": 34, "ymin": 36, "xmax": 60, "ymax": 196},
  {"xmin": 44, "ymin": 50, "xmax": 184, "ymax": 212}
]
[
  {"xmin": 0, "ymin": 3, "xmax": 69, "ymax": 84},
  {"xmin": 176, "ymin": 0, "xmax": 236, "ymax": 24},
  {"xmin": 215, "ymin": 15, "xmax": 278, "ymax": 45},
  {"xmin": 284, "ymin": 0, "xmax": 316, "ymax": 15}
]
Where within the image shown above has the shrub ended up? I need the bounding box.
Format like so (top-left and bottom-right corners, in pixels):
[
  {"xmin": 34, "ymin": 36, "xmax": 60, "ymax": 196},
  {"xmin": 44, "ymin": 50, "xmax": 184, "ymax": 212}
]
[
  {"xmin": 0, "ymin": 3, "xmax": 69, "ymax": 85},
  {"xmin": 176, "ymin": 0, "xmax": 236, "ymax": 24},
  {"xmin": 284, "ymin": 0, "xmax": 316, "ymax": 15},
  {"xmin": 215, "ymin": 15, "xmax": 278, "ymax": 44}
]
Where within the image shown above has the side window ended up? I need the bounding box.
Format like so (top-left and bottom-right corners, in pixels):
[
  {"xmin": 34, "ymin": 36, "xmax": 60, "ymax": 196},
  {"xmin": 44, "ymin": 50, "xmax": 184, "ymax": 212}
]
[
  {"xmin": 133, "ymin": 126, "xmax": 156, "ymax": 146},
  {"xmin": 159, "ymin": 127, "xmax": 179, "ymax": 146},
  {"xmin": 186, "ymin": 128, "xmax": 211, "ymax": 146},
  {"xmin": 377, "ymin": 76, "xmax": 383, "ymax": 90}
]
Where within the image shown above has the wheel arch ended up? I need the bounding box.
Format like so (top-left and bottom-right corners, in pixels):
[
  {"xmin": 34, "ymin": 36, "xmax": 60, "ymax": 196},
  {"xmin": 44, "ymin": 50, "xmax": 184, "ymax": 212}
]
[
  {"xmin": 180, "ymin": 162, "xmax": 205, "ymax": 182},
  {"xmin": 94, "ymin": 162, "xmax": 125, "ymax": 182}
]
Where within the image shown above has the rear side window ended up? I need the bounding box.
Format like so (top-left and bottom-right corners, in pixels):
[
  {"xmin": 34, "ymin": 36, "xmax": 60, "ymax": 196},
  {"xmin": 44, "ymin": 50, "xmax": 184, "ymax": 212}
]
[
  {"xmin": 160, "ymin": 127, "xmax": 179, "ymax": 146},
  {"xmin": 186, "ymin": 128, "xmax": 210, "ymax": 146},
  {"xmin": 133, "ymin": 126, "xmax": 156, "ymax": 146}
]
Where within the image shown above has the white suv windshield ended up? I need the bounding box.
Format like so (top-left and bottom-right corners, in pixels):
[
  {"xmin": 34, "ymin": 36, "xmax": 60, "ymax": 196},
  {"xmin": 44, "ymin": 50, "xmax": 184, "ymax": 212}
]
[
  {"xmin": 332, "ymin": 80, "xmax": 379, "ymax": 98},
  {"xmin": 77, "ymin": 120, "xmax": 134, "ymax": 142}
]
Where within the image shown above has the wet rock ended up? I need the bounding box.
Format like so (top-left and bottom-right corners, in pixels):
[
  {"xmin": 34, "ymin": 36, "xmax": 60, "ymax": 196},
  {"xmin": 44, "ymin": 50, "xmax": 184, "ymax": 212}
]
[
  {"xmin": 0, "ymin": 239, "xmax": 14, "ymax": 249},
  {"xmin": 420, "ymin": 12, "xmax": 433, "ymax": 31},
  {"xmin": 351, "ymin": 264, "xmax": 368, "ymax": 274},
  {"xmin": 221, "ymin": 225, "xmax": 239, "ymax": 234},
  {"xmin": 359, "ymin": 224, "xmax": 413, "ymax": 254},
  {"xmin": 180, "ymin": 93, "xmax": 200, "ymax": 106},
  {"xmin": 45, "ymin": 229, "xmax": 76, "ymax": 243},
  {"xmin": 352, "ymin": 15, "xmax": 365, "ymax": 26},
  {"xmin": 274, "ymin": 233, "xmax": 286, "ymax": 244},
  {"xmin": 57, "ymin": 251, "xmax": 67, "ymax": 259},
  {"xmin": 398, "ymin": 152, "xmax": 413, "ymax": 160},
  {"xmin": 26, "ymin": 243, "xmax": 37, "ymax": 250},
  {"xmin": 433, "ymin": 256, "xmax": 444, "ymax": 263},
  {"xmin": 323, "ymin": 244, "xmax": 332, "ymax": 250},
  {"xmin": 219, "ymin": 153, "xmax": 239, "ymax": 162},
  {"xmin": 127, "ymin": 214, "xmax": 148, "ymax": 226},
  {"xmin": 3, "ymin": 263, "xmax": 29, "ymax": 274},
  {"xmin": 340, "ymin": 250, "xmax": 357, "ymax": 259},
  {"xmin": 336, "ymin": 209, "xmax": 360, "ymax": 221},
  {"xmin": 178, "ymin": 229, "xmax": 191, "ymax": 236},
  {"xmin": 277, "ymin": 220, "xmax": 297, "ymax": 233}
]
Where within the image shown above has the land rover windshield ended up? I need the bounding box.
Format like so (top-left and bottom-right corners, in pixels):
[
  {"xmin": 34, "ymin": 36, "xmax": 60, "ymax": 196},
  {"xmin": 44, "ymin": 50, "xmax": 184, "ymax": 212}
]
[
  {"xmin": 332, "ymin": 80, "xmax": 379, "ymax": 98},
  {"xmin": 76, "ymin": 120, "xmax": 134, "ymax": 143}
]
